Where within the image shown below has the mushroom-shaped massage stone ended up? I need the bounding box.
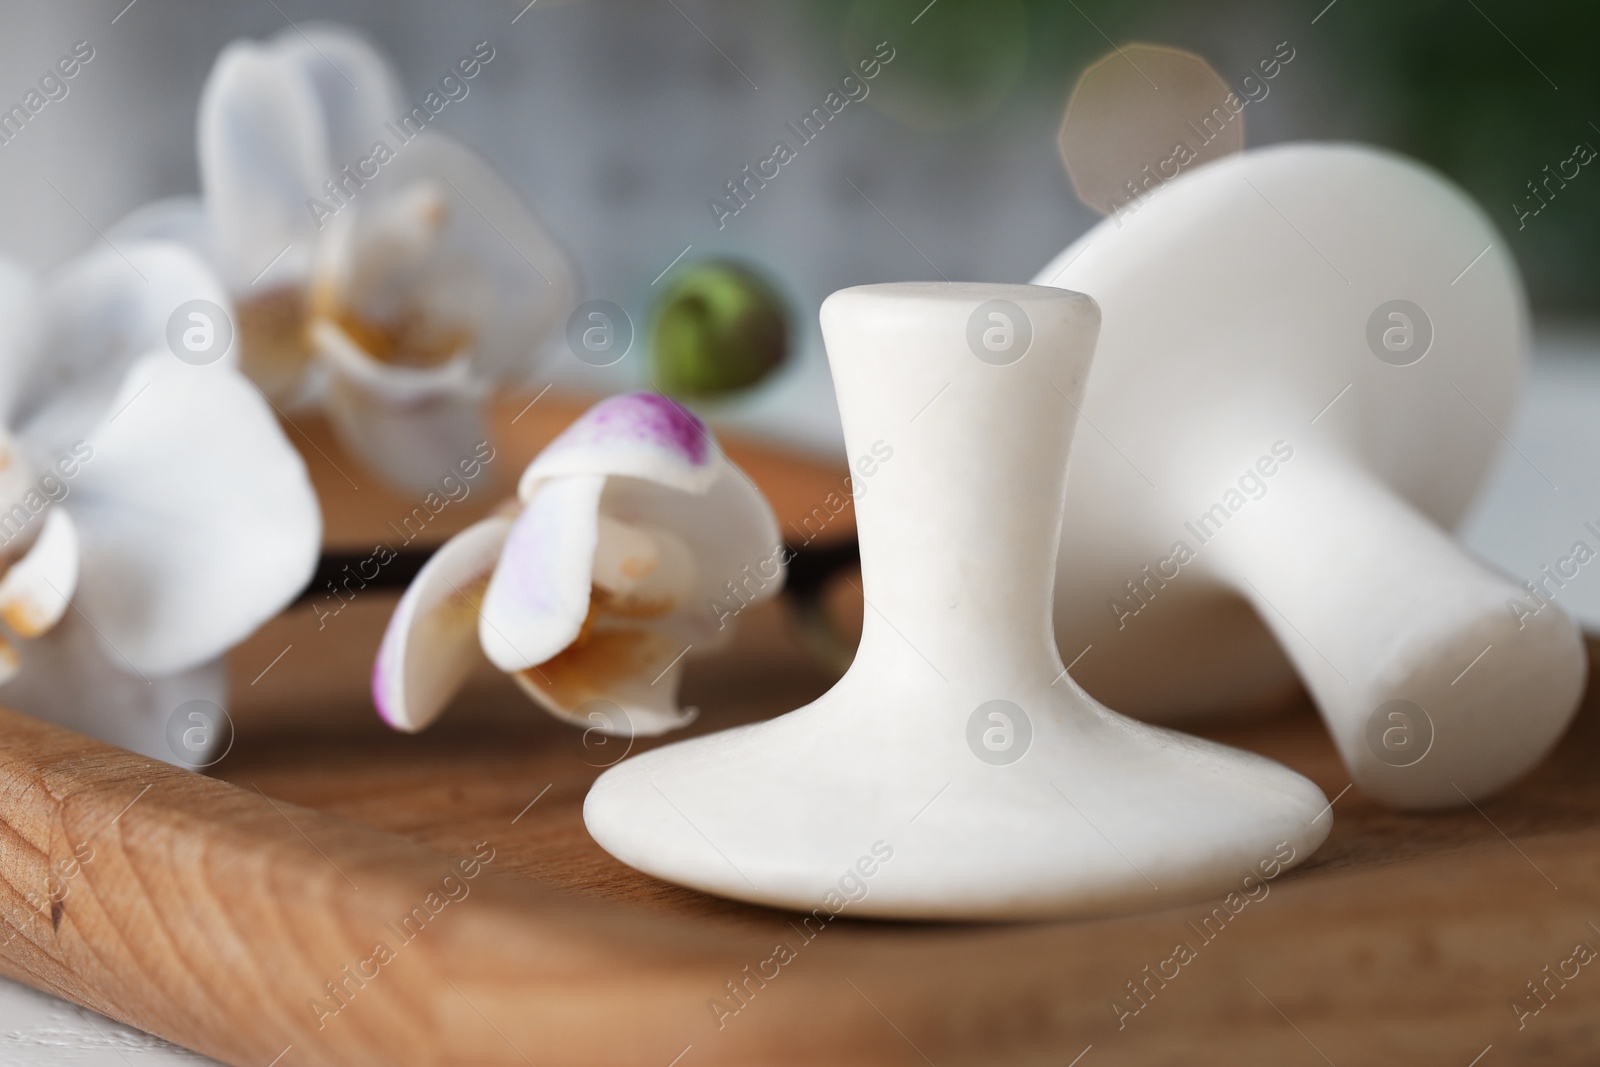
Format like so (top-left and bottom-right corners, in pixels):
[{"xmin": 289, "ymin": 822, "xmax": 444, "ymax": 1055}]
[
  {"xmin": 1035, "ymin": 143, "xmax": 1586, "ymax": 810},
  {"xmin": 585, "ymin": 283, "xmax": 1330, "ymax": 921}
]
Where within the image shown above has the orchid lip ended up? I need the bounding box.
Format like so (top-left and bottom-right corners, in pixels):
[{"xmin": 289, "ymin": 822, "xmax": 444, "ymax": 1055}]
[{"xmin": 313, "ymin": 317, "xmax": 478, "ymax": 396}]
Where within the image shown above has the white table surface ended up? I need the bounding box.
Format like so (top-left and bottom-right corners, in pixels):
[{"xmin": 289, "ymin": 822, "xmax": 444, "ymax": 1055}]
[
  {"xmin": 0, "ymin": 977, "xmax": 216, "ymax": 1064},
  {"xmin": 1459, "ymin": 327, "xmax": 1600, "ymax": 631}
]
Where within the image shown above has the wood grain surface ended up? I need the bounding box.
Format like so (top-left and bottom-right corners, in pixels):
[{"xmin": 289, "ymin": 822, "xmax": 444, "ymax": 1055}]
[{"xmin": 1, "ymin": 390, "xmax": 1598, "ymax": 1065}]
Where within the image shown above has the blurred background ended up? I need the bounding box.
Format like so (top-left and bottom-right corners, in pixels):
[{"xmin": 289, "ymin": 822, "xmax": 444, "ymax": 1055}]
[{"xmin": 0, "ymin": 0, "xmax": 1597, "ymax": 621}]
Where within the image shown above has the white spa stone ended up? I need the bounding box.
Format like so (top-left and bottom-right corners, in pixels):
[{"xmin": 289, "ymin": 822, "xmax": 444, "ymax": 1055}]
[
  {"xmin": 584, "ymin": 282, "xmax": 1331, "ymax": 921},
  {"xmin": 1035, "ymin": 142, "xmax": 1587, "ymax": 809}
]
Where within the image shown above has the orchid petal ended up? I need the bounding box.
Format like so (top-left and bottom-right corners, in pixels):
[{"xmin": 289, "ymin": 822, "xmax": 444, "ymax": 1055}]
[
  {"xmin": 521, "ymin": 393, "xmax": 784, "ymax": 647},
  {"xmin": 510, "ymin": 626, "xmax": 698, "ymax": 738},
  {"xmin": 374, "ymin": 515, "xmax": 510, "ymax": 731},
  {"xmin": 0, "ymin": 429, "xmax": 45, "ymax": 560},
  {"xmin": 46, "ymin": 240, "xmax": 232, "ymax": 363},
  {"xmin": 312, "ymin": 180, "xmax": 474, "ymax": 368},
  {"xmin": 263, "ymin": 23, "xmax": 405, "ymax": 170},
  {"xmin": 199, "ymin": 40, "xmax": 326, "ymax": 290},
  {"xmin": 507, "ymin": 513, "xmax": 702, "ymax": 737},
  {"xmin": 312, "ymin": 304, "xmax": 489, "ymax": 495},
  {"xmin": 0, "ymin": 507, "xmax": 77, "ymax": 639},
  {"xmin": 480, "ymin": 474, "xmax": 605, "ymax": 672},
  {"xmin": 517, "ymin": 392, "xmax": 720, "ymax": 499},
  {"xmin": 16, "ymin": 242, "xmax": 234, "ymax": 460},
  {"xmin": 68, "ymin": 355, "xmax": 320, "ymax": 675},
  {"xmin": 591, "ymin": 515, "xmax": 695, "ymax": 601},
  {"xmin": 600, "ymin": 457, "xmax": 784, "ymax": 650},
  {"xmin": 325, "ymin": 131, "xmax": 572, "ymax": 383},
  {"xmin": 0, "ymin": 610, "xmax": 227, "ymax": 765}
]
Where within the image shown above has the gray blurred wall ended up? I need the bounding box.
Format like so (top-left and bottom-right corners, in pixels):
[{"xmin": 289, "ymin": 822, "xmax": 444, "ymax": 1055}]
[{"xmin": 0, "ymin": 0, "xmax": 1329, "ymax": 454}]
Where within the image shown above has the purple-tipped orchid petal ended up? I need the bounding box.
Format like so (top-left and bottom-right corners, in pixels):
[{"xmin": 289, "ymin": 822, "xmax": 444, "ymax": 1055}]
[
  {"xmin": 480, "ymin": 475, "xmax": 606, "ymax": 672},
  {"xmin": 374, "ymin": 515, "xmax": 512, "ymax": 732},
  {"xmin": 378, "ymin": 394, "xmax": 783, "ymax": 738},
  {"xmin": 517, "ymin": 392, "xmax": 720, "ymax": 498}
]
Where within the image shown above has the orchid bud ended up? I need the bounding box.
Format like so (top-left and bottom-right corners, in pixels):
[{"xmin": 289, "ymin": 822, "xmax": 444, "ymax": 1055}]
[{"xmin": 650, "ymin": 261, "xmax": 788, "ymax": 399}]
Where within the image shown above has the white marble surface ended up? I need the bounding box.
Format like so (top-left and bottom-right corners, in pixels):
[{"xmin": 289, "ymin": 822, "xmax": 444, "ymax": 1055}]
[{"xmin": 0, "ymin": 977, "xmax": 216, "ymax": 1065}]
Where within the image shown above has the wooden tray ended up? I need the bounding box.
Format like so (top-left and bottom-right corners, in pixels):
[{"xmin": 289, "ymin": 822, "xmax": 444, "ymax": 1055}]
[{"xmin": 2, "ymin": 394, "xmax": 1598, "ymax": 1066}]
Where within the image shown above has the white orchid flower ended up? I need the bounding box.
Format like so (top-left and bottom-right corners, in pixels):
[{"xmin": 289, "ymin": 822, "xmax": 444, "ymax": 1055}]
[
  {"xmin": 113, "ymin": 23, "xmax": 573, "ymax": 493},
  {"xmin": 374, "ymin": 393, "xmax": 783, "ymax": 738},
  {"xmin": 0, "ymin": 240, "xmax": 320, "ymax": 763}
]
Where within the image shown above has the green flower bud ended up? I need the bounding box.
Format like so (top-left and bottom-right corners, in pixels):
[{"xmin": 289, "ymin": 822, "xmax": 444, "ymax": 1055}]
[{"xmin": 650, "ymin": 261, "xmax": 788, "ymax": 399}]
